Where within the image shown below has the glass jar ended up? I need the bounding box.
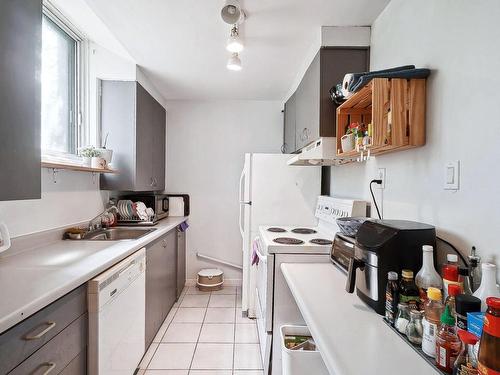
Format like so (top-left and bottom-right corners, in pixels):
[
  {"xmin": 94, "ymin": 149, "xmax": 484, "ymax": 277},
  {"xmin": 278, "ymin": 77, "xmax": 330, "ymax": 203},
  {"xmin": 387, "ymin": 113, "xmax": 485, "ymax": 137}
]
[
  {"xmin": 406, "ymin": 309, "xmax": 424, "ymax": 346},
  {"xmin": 478, "ymin": 297, "xmax": 500, "ymax": 374},
  {"xmin": 395, "ymin": 302, "xmax": 411, "ymax": 334}
]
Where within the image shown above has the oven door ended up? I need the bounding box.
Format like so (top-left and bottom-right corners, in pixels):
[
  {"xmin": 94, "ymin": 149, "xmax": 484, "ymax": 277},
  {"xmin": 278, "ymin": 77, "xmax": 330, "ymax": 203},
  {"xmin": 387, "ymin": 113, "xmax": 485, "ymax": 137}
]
[{"xmin": 254, "ymin": 237, "xmax": 273, "ymax": 333}]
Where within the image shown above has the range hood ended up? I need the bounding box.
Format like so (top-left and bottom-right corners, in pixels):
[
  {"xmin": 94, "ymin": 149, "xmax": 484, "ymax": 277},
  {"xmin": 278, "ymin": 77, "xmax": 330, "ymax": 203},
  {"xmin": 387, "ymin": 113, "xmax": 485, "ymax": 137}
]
[{"xmin": 287, "ymin": 137, "xmax": 340, "ymax": 166}]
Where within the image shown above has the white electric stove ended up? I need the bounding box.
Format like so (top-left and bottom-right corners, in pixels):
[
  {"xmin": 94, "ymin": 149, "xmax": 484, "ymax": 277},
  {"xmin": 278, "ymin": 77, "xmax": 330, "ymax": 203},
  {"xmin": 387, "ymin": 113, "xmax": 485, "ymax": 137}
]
[{"xmin": 253, "ymin": 196, "xmax": 367, "ymax": 375}]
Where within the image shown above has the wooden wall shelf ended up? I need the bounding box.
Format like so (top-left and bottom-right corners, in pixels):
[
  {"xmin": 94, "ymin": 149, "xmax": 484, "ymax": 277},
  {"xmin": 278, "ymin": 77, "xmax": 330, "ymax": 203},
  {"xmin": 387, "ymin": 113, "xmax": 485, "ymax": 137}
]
[
  {"xmin": 41, "ymin": 161, "xmax": 117, "ymax": 174},
  {"xmin": 336, "ymin": 78, "xmax": 426, "ymax": 162}
]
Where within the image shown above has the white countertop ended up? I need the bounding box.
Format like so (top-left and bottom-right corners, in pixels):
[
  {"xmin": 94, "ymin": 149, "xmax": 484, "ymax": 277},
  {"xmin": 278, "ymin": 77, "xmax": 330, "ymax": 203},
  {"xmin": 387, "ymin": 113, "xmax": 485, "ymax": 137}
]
[
  {"xmin": 0, "ymin": 216, "xmax": 188, "ymax": 334},
  {"xmin": 281, "ymin": 263, "xmax": 440, "ymax": 375}
]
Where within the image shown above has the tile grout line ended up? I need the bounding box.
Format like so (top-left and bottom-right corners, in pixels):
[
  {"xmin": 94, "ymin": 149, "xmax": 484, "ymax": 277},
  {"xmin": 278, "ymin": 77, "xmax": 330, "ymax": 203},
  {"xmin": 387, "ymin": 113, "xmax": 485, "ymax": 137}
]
[{"xmin": 187, "ymin": 288, "xmax": 211, "ymax": 372}]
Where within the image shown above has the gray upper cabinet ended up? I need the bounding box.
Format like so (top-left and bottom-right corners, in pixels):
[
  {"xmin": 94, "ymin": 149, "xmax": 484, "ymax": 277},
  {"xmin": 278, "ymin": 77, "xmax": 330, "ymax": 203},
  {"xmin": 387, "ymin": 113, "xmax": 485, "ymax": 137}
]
[
  {"xmin": 285, "ymin": 47, "xmax": 369, "ymax": 153},
  {"xmin": 0, "ymin": 0, "xmax": 41, "ymax": 201},
  {"xmin": 100, "ymin": 81, "xmax": 166, "ymax": 191}
]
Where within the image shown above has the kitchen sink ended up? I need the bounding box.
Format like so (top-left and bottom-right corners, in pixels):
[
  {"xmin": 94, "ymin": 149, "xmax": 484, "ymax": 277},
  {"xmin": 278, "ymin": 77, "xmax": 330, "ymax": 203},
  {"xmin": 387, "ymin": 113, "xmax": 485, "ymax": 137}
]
[{"xmin": 77, "ymin": 227, "xmax": 156, "ymax": 241}]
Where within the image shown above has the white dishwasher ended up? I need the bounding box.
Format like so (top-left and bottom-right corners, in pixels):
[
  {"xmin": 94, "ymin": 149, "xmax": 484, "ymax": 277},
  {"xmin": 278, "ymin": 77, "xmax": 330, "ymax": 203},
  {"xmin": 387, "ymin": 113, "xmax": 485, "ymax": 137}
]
[{"xmin": 88, "ymin": 248, "xmax": 146, "ymax": 375}]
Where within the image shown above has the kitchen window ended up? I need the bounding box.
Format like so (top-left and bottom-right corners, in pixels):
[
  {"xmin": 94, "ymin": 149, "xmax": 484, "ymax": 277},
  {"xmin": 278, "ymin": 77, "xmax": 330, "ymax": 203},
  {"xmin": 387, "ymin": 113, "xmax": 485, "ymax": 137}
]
[{"xmin": 41, "ymin": 3, "xmax": 86, "ymax": 158}]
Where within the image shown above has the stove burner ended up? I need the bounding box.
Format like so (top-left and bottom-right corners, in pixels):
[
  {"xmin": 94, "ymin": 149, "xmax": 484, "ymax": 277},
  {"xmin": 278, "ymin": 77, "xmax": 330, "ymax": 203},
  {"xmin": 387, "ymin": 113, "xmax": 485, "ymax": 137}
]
[
  {"xmin": 273, "ymin": 237, "xmax": 304, "ymax": 245},
  {"xmin": 267, "ymin": 227, "xmax": 287, "ymax": 233},
  {"xmin": 310, "ymin": 238, "xmax": 333, "ymax": 245},
  {"xmin": 291, "ymin": 228, "xmax": 317, "ymax": 234}
]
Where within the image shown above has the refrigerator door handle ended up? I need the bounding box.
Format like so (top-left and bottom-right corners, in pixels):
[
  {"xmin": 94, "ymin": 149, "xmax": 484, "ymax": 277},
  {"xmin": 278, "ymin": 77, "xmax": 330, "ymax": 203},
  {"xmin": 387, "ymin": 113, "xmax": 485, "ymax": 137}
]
[{"xmin": 239, "ymin": 169, "xmax": 246, "ymax": 239}]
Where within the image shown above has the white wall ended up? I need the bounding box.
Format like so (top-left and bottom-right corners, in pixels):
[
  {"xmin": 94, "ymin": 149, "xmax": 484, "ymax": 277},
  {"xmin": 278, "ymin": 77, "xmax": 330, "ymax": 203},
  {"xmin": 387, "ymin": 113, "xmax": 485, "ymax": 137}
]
[
  {"xmin": 329, "ymin": 0, "xmax": 500, "ymax": 273},
  {"xmin": 0, "ymin": 171, "xmax": 108, "ymax": 238},
  {"xmin": 166, "ymin": 100, "xmax": 283, "ymax": 281}
]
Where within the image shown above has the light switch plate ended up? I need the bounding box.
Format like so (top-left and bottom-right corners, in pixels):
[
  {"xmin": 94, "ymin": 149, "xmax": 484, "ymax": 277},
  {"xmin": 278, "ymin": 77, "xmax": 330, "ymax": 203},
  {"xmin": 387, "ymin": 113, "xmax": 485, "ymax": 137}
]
[{"xmin": 444, "ymin": 161, "xmax": 460, "ymax": 190}]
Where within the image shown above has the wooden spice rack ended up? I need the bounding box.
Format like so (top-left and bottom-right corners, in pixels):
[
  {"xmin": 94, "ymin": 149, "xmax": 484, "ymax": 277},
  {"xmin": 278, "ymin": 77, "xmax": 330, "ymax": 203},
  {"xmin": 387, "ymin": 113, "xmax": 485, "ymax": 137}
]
[{"xmin": 336, "ymin": 78, "xmax": 426, "ymax": 161}]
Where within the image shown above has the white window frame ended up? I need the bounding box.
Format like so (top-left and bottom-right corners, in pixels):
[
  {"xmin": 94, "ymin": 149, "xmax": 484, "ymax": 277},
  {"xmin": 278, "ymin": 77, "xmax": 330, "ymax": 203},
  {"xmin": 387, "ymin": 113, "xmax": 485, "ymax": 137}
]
[{"xmin": 41, "ymin": 1, "xmax": 89, "ymax": 163}]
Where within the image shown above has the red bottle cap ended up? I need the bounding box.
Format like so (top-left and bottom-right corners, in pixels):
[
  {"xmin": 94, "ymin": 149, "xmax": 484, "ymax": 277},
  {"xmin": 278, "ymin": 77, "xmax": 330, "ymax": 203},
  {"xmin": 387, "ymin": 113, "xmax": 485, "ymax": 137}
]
[
  {"xmin": 486, "ymin": 297, "xmax": 500, "ymax": 309},
  {"xmin": 448, "ymin": 284, "xmax": 461, "ymax": 297},
  {"xmin": 458, "ymin": 330, "xmax": 479, "ymax": 345}
]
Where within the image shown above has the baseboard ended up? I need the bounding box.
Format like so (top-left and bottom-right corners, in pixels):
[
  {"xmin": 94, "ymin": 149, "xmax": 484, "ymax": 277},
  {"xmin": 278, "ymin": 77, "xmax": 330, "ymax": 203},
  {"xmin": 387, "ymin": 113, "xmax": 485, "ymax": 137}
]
[{"xmin": 186, "ymin": 278, "xmax": 242, "ymax": 287}]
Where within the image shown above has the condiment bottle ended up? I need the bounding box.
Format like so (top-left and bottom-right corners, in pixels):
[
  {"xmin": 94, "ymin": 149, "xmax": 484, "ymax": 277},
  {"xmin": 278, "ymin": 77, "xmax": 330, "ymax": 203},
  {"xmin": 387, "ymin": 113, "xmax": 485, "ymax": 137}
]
[
  {"xmin": 406, "ymin": 309, "xmax": 424, "ymax": 346},
  {"xmin": 446, "ymin": 284, "xmax": 461, "ymax": 319},
  {"xmin": 400, "ymin": 269, "xmax": 420, "ymax": 310},
  {"xmin": 455, "ymin": 294, "xmax": 482, "ymax": 332},
  {"xmin": 423, "ymin": 287, "xmax": 445, "ymax": 358},
  {"xmin": 436, "ymin": 305, "xmax": 461, "ymax": 373},
  {"xmin": 395, "ymin": 302, "xmax": 411, "ymax": 334},
  {"xmin": 443, "ymin": 254, "xmax": 462, "ymax": 300},
  {"xmin": 473, "ymin": 263, "xmax": 500, "ymax": 311},
  {"xmin": 416, "ymin": 245, "xmax": 443, "ymax": 308},
  {"xmin": 477, "ymin": 297, "xmax": 500, "ymax": 374},
  {"xmin": 385, "ymin": 271, "xmax": 399, "ymax": 325},
  {"xmin": 453, "ymin": 330, "xmax": 479, "ymax": 375}
]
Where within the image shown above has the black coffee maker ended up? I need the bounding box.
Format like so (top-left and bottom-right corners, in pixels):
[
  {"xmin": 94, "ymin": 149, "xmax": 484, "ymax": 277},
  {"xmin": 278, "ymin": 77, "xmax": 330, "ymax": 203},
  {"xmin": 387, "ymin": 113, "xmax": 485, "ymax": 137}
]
[{"xmin": 346, "ymin": 220, "xmax": 436, "ymax": 315}]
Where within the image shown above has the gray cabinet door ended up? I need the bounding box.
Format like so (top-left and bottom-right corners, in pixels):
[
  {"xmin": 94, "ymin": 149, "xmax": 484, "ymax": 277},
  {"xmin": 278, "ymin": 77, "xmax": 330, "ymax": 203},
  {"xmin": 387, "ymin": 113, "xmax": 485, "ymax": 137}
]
[
  {"xmin": 0, "ymin": 0, "xmax": 41, "ymax": 201},
  {"xmin": 152, "ymin": 99, "xmax": 166, "ymax": 191},
  {"xmin": 135, "ymin": 83, "xmax": 155, "ymax": 191},
  {"xmin": 176, "ymin": 229, "xmax": 186, "ymax": 299},
  {"xmin": 100, "ymin": 81, "xmax": 166, "ymax": 192},
  {"xmin": 295, "ymin": 52, "xmax": 320, "ymax": 149},
  {"xmin": 283, "ymin": 93, "xmax": 296, "ymax": 153},
  {"xmin": 145, "ymin": 229, "xmax": 177, "ymax": 347},
  {"xmin": 100, "ymin": 81, "xmax": 137, "ymax": 191}
]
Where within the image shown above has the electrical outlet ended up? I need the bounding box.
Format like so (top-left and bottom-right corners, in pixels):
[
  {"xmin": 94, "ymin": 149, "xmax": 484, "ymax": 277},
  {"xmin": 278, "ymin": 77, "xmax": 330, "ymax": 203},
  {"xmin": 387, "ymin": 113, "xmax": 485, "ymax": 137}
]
[{"xmin": 377, "ymin": 168, "xmax": 386, "ymax": 189}]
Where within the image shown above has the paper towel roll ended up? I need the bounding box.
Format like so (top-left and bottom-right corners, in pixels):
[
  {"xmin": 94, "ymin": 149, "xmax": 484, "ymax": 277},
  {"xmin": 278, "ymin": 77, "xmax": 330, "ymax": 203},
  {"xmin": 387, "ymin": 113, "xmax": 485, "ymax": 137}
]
[{"xmin": 341, "ymin": 74, "xmax": 355, "ymax": 98}]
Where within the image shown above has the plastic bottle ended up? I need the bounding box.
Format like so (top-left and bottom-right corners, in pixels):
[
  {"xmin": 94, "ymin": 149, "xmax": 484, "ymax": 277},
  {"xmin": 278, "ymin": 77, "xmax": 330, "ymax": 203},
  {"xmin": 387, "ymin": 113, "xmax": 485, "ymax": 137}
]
[
  {"xmin": 473, "ymin": 263, "xmax": 500, "ymax": 311},
  {"xmin": 422, "ymin": 287, "xmax": 445, "ymax": 358},
  {"xmin": 477, "ymin": 297, "xmax": 500, "ymax": 374},
  {"xmin": 385, "ymin": 271, "xmax": 399, "ymax": 325},
  {"xmin": 400, "ymin": 269, "xmax": 420, "ymax": 311},
  {"xmin": 452, "ymin": 330, "xmax": 479, "ymax": 375},
  {"xmin": 416, "ymin": 245, "xmax": 443, "ymax": 308},
  {"xmin": 445, "ymin": 284, "xmax": 461, "ymax": 319},
  {"xmin": 436, "ymin": 306, "xmax": 461, "ymax": 373},
  {"xmin": 443, "ymin": 254, "xmax": 462, "ymax": 300}
]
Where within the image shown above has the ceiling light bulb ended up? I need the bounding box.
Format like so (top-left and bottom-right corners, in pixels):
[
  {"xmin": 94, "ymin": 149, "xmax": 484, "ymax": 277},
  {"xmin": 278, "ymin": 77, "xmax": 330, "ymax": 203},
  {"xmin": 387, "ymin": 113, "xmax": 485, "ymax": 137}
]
[
  {"xmin": 226, "ymin": 26, "xmax": 244, "ymax": 53},
  {"xmin": 227, "ymin": 52, "xmax": 242, "ymax": 71}
]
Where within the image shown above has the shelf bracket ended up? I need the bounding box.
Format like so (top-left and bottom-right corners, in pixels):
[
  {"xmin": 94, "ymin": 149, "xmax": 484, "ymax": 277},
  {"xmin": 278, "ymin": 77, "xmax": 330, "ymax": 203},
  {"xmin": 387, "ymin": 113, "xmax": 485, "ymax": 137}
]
[{"xmin": 51, "ymin": 168, "xmax": 59, "ymax": 184}]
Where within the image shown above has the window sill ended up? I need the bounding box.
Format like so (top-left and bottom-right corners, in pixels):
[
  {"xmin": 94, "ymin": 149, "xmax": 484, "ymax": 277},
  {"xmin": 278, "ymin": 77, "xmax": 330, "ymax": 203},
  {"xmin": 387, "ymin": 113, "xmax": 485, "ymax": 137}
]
[{"xmin": 41, "ymin": 160, "xmax": 117, "ymax": 174}]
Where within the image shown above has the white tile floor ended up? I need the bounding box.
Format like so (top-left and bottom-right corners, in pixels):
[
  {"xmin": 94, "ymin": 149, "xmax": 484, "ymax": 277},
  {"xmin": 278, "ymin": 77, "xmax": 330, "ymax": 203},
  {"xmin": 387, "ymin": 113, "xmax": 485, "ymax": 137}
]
[{"xmin": 139, "ymin": 286, "xmax": 263, "ymax": 375}]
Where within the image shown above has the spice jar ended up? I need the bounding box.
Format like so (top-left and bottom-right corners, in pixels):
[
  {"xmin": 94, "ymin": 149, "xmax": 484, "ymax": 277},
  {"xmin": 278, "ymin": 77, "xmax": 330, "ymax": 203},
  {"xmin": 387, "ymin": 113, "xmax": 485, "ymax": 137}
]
[
  {"xmin": 406, "ymin": 309, "xmax": 424, "ymax": 346},
  {"xmin": 395, "ymin": 302, "xmax": 411, "ymax": 334}
]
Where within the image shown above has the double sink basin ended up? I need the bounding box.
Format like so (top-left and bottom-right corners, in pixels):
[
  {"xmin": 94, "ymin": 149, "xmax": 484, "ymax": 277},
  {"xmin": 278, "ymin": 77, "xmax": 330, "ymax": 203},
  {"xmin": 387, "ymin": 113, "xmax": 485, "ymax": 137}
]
[{"xmin": 70, "ymin": 227, "xmax": 156, "ymax": 241}]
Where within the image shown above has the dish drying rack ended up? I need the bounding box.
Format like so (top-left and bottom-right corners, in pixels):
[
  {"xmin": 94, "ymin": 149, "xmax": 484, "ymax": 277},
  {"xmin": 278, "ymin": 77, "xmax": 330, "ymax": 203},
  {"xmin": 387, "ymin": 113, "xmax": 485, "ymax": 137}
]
[{"xmin": 117, "ymin": 214, "xmax": 158, "ymax": 226}]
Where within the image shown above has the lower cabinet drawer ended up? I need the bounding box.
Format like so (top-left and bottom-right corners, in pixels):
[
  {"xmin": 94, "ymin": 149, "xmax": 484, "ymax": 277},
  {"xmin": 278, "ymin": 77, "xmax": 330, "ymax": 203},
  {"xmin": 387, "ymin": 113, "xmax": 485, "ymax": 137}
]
[
  {"xmin": 0, "ymin": 286, "xmax": 86, "ymax": 374},
  {"xmin": 59, "ymin": 349, "xmax": 87, "ymax": 375},
  {"xmin": 8, "ymin": 313, "xmax": 87, "ymax": 375}
]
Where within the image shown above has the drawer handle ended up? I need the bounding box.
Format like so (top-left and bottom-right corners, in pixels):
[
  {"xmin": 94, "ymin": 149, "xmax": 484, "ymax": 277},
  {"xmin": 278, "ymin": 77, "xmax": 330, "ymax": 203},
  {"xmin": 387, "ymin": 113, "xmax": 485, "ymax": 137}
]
[
  {"xmin": 41, "ymin": 362, "xmax": 56, "ymax": 375},
  {"xmin": 24, "ymin": 321, "xmax": 56, "ymax": 340}
]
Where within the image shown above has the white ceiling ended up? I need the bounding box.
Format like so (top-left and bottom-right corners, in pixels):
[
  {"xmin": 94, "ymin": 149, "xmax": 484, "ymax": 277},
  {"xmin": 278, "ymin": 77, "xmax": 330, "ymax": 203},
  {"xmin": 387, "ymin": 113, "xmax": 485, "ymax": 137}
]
[{"xmin": 84, "ymin": 0, "xmax": 390, "ymax": 100}]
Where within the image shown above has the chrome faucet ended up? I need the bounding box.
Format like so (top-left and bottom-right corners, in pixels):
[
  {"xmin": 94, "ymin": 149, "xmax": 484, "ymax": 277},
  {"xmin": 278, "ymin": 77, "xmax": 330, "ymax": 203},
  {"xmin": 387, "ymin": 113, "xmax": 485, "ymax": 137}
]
[{"xmin": 88, "ymin": 206, "xmax": 118, "ymax": 231}]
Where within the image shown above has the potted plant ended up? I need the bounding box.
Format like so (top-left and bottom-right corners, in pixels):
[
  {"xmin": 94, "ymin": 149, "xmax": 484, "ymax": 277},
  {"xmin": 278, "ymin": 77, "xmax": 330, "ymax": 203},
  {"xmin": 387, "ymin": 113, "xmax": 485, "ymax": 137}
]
[
  {"xmin": 79, "ymin": 146, "xmax": 103, "ymax": 168},
  {"xmin": 341, "ymin": 123, "xmax": 357, "ymax": 153}
]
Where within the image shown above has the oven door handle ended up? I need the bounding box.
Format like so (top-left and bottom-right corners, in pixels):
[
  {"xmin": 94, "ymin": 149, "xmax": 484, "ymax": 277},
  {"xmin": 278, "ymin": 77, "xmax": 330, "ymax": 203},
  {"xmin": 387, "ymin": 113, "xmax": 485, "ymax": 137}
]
[
  {"xmin": 346, "ymin": 257, "xmax": 365, "ymax": 293},
  {"xmin": 254, "ymin": 243, "xmax": 267, "ymax": 264}
]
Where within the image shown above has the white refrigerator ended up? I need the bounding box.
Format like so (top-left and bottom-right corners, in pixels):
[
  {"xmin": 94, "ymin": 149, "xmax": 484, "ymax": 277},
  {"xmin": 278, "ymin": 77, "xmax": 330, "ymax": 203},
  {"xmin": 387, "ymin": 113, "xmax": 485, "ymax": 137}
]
[{"xmin": 239, "ymin": 153, "xmax": 321, "ymax": 316}]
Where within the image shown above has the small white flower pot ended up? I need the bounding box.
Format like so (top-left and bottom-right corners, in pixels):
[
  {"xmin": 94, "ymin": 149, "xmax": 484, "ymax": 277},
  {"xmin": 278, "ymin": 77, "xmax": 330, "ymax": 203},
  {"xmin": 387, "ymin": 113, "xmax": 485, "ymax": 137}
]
[
  {"xmin": 91, "ymin": 157, "xmax": 107, "ymax": 169},
  {"xmin": 82, "ymin": 156, "xmax": 92, "ymax": 167}
]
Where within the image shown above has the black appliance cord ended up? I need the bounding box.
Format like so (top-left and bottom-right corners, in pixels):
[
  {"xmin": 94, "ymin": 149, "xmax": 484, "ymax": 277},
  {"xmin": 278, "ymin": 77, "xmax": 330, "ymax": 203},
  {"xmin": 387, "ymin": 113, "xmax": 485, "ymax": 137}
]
[
  {"xmin": 368, "ymin": 179, "xmax": 468, "ymax": 266},
  {"xmin": 369, "ymin": 179, "xmax": 382, "ymax": 219},
  {"xmin": 436, "ymin": 236, "xmax": 468, "ymax": 266}
]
